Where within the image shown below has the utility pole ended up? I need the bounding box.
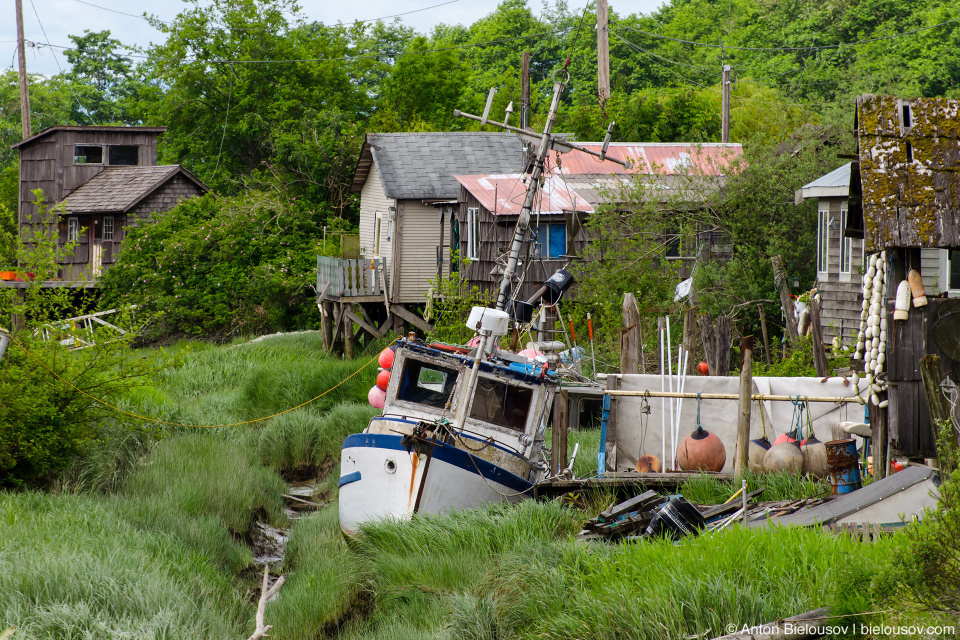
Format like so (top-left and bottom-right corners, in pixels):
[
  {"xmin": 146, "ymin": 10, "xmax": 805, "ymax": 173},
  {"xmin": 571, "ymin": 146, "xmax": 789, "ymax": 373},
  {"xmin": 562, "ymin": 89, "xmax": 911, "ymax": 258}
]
[
  {"xmin": 597, "ymin": 0, "xmax": 610, "ymax": 106},
  {"xmin": 520, "ymin": 51, "xmax": 530, "ymax": 130},
  {"xmin": 15, "ymin": 0, "xmax": 32, "ymax": 138},
  {"xmin": 721, "ymin": 64, "xmax": 731, "ymax": 143}
]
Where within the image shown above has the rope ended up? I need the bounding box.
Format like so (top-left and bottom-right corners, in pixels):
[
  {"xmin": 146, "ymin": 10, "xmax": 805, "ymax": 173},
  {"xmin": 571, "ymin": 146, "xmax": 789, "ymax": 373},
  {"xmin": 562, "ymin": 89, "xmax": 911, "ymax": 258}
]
[
  {"xmin": 696, "ymin": 392, "xmax": 703, "ymax": 430},
  {"xmin": 0, "ymin": 330, "xmax": 378, "ymax": 428}
]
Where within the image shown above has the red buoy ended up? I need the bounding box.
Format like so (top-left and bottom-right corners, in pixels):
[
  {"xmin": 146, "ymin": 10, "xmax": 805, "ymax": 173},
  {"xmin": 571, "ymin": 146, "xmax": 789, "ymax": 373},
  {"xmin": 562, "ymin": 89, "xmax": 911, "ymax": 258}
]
[
  {"xmin": 376, "ymin": 368, "xmax": 391, "ymax": 391},
  {"xmin": 636, "ymin": 455, "xmax": 663, "ymax": 473},
  {"xmin": 378, "ymin": 346, "xmax": 395, "ymax": 369},
  {"xmin": 696, "ymin": 361, "xmax": 709, "ymax": 376},
  {"xmin": 773, "ymin": 430, "xmax": 799, "ymax": 446},
  {"xmin": 677, "ymin": 426, "xmax": 726, "ymax": 472}
]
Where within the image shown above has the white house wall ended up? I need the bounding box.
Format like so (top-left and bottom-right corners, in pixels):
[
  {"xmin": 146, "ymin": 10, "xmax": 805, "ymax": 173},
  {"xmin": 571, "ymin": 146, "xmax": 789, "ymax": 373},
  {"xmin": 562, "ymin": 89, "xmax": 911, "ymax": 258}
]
[
  {"xmin": 396, "ymin": 199, "xmax": 445, "ymax": 303},
  {"xmin": 358, "ymin": 162, "xmax": 395, "ymax": 284}
]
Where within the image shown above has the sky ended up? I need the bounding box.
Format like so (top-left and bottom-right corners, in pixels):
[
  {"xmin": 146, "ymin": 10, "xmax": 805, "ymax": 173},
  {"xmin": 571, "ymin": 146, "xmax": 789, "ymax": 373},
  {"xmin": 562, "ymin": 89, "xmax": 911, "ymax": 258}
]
[{"xmin": 4, "ymin": 0, "xmax": 666, "ymax": 76}]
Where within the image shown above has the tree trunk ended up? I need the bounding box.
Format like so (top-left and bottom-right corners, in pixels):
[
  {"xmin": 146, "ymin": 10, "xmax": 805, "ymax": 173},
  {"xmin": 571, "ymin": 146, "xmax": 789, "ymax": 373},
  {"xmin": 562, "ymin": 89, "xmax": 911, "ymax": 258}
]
[
  {"xmin": 771, "ymin": 255, "xmax": 799, "ymax": 346},
  {"xmin": 808, "ymin": 297, "xmax": 829, "ymax": 376},
  {"xmin": 698, "ymin": 313, "xmax": 717, "ymax": 376},
  {"xmin": 735, "ymin": 336, "xmax": 754, "ymax": 478}
]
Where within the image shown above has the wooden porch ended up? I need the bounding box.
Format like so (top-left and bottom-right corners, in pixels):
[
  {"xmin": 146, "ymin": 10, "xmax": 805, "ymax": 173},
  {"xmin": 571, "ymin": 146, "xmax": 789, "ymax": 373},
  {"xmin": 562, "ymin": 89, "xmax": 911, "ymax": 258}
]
[{"xmin": 316, "ymin": 255, "xmax": 434, "ymax": 356}]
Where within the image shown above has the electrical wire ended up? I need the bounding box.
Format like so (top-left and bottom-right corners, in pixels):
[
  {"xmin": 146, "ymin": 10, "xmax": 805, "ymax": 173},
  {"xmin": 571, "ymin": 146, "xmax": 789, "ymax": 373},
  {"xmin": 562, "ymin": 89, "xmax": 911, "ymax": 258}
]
[{"xmin": 612, "ymin": 17, "xmax": 960, "ymax": 52}]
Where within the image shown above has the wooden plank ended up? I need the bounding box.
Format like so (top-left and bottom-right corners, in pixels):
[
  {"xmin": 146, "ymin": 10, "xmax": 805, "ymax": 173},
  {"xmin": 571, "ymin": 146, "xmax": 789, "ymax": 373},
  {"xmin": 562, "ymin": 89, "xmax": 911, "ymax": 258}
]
[
  {"xmin": 808, "ymin": 298, "xmax": 830, "ymax": 376},
  {"xmin": 390, "ymin": 303, "xmax": 434, "ymax": 334},
  {"xmin": 345, "ymin": 308, "xmax": 378, "ymax": 340}
]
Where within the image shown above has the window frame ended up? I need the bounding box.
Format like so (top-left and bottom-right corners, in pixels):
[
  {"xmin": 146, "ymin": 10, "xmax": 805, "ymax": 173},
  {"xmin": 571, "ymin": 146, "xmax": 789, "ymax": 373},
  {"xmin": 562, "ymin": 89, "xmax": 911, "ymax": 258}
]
[
  {"xmin": 947, "ymin": 250, "xmax": 960, "ymax": 294},
  {"xmin": 108, "ymin": 145, "xmax": 139, "ymax": 166},
  {"xmin": 532, "ymin": 222, "xmax": 568, "ymax": 259},
  {"xmin": 103, "ymin": 216, "xmax": 114, "ymax": 241},
  {"xmin": 816, "ymin": 203, "xmax": 829, "ymax": 278},
  {"xmin": 67, "ymin": 217, "xmax": 79, "ymax": 243},
  {"xmin": 73, "ymin": 145, "xmax": 104, "ymax": 165},
  {"xmin": 466, "ymin": 207, "xmax": 480, "ymax": 260},
  {"xmin": 839, "ymin": 206, "xmax": 852, "ymax": 280}
]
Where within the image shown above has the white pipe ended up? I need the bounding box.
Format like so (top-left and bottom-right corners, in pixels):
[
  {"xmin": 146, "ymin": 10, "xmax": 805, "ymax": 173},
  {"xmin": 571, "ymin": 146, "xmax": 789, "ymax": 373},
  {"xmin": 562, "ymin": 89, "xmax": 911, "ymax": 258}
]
[
  {"xmin": 666, "ymin": 316, "xmax": 675, "ymax": 469},
  {"xmin": 672, "ymin": 345, "xmax": 683, "ymax": 468},
  {"xmin": 660, "ymin": 326, "xmax": 666, "ymax": 467},
  {"xmin": 675, "ymin": 350, "xmax": 689, "ymax": 460}
]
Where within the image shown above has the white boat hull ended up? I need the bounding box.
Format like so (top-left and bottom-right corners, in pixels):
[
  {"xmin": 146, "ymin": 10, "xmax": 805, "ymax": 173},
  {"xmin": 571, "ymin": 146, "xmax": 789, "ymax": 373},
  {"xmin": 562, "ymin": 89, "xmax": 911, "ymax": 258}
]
[{"xmin": 338, "ymin": 433, "xmax": 532, "ymax": 535}]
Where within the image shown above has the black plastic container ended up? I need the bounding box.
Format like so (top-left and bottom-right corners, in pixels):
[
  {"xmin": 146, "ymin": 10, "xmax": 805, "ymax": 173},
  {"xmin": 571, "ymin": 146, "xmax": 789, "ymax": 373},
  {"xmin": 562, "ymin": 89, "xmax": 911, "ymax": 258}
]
[
  {"xmin": 643, "ymin": 496, "xmax": 706, "ymax": 541},
  {"xmin": 542, "ymin": 269, "xmax": 575, "ymax": 304}
]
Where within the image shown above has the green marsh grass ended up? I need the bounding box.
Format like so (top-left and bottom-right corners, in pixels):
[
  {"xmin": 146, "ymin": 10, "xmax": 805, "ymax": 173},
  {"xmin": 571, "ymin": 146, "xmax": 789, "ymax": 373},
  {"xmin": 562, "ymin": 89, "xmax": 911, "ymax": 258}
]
[
  {"xmin": 680, "ymin": 469, "xmax": 831, "ymax": 505},
  {"xmin": 0, "ymin": 491, "xmax": 247, "ymax": 639}
]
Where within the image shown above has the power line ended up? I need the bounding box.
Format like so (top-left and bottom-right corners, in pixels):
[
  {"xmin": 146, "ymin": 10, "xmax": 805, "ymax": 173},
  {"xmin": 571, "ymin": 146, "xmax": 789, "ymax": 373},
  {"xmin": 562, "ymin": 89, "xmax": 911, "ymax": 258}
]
[
  {"xmin": 608, "ymin": 29, "xmax": 709, "ymax": 88},
  {"xmin": 612, "ymin": 17, "xmax": 960, "ymax": 52},
  {"xmin": 27, "ymin": 26, "xmax": 572, "ymax": 65},
  {"xmin": 74, "ymin": 0, "xmax": 171, "ymax": 25},
  {"xmin": 27, "ymin": 0, "xmax": 97, "ymax": 124}
]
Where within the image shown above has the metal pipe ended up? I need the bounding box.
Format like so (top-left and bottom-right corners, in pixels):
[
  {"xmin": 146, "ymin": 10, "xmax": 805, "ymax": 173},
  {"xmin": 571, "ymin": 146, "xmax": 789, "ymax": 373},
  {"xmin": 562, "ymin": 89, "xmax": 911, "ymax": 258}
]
[
  {"xmin": 453, "ymin": 330, "xmax": 490, "ymax": 430},
  {"xmin": 606, "ymin": 390, "xmax": 863, "ymax": 403}
]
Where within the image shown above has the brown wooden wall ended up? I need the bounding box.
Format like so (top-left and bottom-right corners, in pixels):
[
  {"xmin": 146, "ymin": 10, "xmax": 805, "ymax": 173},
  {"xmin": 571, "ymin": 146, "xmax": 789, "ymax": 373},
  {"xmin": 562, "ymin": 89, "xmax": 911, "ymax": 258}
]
[
  {"xmin": 886, "ymin": 296, "xmax": 960, "ymax": 458},
  {"xmin": 127, "ymin": 174, "xmax": 205, "ymax": 226},
  {"xmin": 456, "ymin": 188, "xmax": 589, "ymax": 302}
]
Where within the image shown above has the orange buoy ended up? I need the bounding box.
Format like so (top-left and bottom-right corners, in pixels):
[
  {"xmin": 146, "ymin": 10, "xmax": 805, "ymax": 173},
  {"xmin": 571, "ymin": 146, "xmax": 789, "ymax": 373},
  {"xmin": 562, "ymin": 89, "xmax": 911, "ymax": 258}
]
[
  {"xmin": 378, "ymin": 346, "xmax": 395, "ymax": 369},
  {"xmin": 696, "ymin": 361, "xmax": 709, "ymax": 376},
  {"xmin": 636, "ymin": 455, "xmax": 663, "ymax": 473},
  {"xmin": 677, "ymin": 426, "xmax": 726, "ymax": 472},
  {"xmin": 376, "ymin": 368, "xmax": 391, "ymax": 391},
  {"xmin": 773, "ymin": 429, "xmax": 800, "ymax": 446}
]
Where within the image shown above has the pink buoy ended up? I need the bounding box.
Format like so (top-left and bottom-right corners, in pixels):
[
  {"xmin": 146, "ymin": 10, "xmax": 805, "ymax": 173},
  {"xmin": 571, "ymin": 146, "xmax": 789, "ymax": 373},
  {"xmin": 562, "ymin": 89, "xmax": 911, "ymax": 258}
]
[
  {"xmin": 376, "ymin": 368, "xmax": 391, "ymax": 391},
  {"xmin": 378, "ymin": 347, "xmax": 395, "ymax": 370},
  {"xmin": 368, "ymin": 385, "xmax": 386, "ymax": 409},
  {"xmin": 518, "ymin": 348, "xmax": 544, "ymax": 360}
]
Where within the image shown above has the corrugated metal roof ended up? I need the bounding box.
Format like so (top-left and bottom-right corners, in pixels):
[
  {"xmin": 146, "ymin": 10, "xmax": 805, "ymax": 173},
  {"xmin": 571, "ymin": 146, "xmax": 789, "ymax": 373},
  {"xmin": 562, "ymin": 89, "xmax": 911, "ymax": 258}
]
[
  {"xmin": 555, "ymin": 142, "xmax": 742, "ymax": 176},
  {"xmin": 802, "ymin": 162, "xmax": 851, "ymax": 190},
  {"xmin": 455, "ymin": 173, "xmax": 594, "ymax": 216},
  {"xmin": 61, "ymin": 165, "xmax": 204, "ymax": 213}
]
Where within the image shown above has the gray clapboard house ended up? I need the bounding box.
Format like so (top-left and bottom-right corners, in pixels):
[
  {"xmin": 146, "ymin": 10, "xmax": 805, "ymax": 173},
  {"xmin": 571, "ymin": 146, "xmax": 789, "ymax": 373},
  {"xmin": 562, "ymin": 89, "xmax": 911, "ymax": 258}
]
[
  {"xmin": 797, "ymin": 161, "xmax": 947, "ymax": 347},
  {"xmin": 316, "ymin": 132, "xmax": 526, "ymax": 343},
  {"xmin": 12, "ymin": 125, "xmax": 208, "ymax": 282}
]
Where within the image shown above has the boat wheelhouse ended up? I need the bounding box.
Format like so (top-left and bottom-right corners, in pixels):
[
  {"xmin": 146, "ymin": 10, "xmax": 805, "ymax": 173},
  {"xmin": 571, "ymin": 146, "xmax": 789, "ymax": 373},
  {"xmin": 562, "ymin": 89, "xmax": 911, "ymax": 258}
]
[{"xmin": 338, "ymin": 338, "xmax": 556, "ymax": 535}]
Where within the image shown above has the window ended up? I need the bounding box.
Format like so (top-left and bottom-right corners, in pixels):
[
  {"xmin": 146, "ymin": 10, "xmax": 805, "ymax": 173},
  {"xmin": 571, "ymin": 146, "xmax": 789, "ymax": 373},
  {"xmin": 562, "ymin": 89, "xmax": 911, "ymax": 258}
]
[
  {"xmin": 103, "ymin": 216, "xmax": 114, "ymax": 241},
  {"xmin": 466, "ymin": 208, "xmax": 480, "ymax": 259},
  {"xmin": 839, "ymin": 207, "xmax": 852, "ymax": 276},
  {"xmin": 373, "ymin": 212, "xmax": 383, "ymax": 256},
  {"xmin": 816, "ymin": 204, "xmax": 829, "ymax": 275},
  {"xmin": 109, "ymin": 145, "xmax": 138, "ymax": 166},
  {"xmin": 949, "ymin": 250, "xmax": 960, "ymax": 291},
  {"xmin": 67, "ymin": 217, "xmax": 79, "ymax": 242},
  {"xmin": 532, "ymin": 223, "xmax": 567, "ymax": 259},
  {"xmin": 74, "ymin": 145, "xmax": 103, "ymax": 164},
  {"xmin": 469, "ymin": 378, "xmax": 533, "ymax": 430},
  {"xmin": 396, "ymin": 359, "xmax": 459, "ymax": 409}
]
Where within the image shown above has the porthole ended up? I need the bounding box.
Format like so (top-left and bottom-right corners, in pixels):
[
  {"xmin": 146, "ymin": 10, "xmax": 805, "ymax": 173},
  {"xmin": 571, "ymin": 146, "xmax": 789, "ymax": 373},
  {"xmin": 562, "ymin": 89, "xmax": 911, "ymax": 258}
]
[{"xmin": 385, "ymin": 459, "xmax": 397, "ymax": 474}]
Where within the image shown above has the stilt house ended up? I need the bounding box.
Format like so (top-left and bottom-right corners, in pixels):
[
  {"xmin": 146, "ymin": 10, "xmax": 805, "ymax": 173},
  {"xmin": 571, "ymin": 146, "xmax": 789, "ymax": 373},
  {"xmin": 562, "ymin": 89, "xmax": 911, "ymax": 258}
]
[
  {"xmin": 847, "ymin": 94, "xmax": 960, "ymax": 460},
  {"xmin": 12, "ymin": 126, "xmax": 208, "ymax": 281}
]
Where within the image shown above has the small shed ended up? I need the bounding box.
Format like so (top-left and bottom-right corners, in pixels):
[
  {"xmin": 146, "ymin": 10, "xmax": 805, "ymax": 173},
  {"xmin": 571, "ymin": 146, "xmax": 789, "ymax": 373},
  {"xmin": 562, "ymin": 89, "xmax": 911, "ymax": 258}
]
[{"xmin": 11, "ymin": 125, "xmax": 208, "ymax": 281}]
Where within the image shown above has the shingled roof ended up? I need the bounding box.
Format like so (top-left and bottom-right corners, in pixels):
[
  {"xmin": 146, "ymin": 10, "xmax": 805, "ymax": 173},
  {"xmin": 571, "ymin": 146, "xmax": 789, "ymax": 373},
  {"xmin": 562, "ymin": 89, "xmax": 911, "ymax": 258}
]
[
  {"xmin": 351, "ymin": 132, "xmax": 525, "ymax": 200},
  {"xmin": 60, "ymin": 165, "xmax": 208, "ymax": 213}
]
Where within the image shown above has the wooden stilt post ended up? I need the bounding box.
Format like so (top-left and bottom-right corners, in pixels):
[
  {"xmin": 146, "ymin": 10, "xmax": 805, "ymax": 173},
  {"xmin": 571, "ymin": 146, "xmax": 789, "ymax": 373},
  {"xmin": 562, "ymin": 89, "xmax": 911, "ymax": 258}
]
[
  {"xmin": 771, "ymin": 255, "xmax": 799, "ymax": 348},
  {"xmin": 551, "ymin": 393, "xmax": 562, "ymax": 475},
  {"xmin": 735, "ymin": 336, "xmax": 754, "ymax": 478},
  {"xmin": 344, "ymin": 309, "xmax": 355, "ymax": 360},
  {"xmin": 621, "ymin": 293, "xmax": 640, "ymax": 374},
  {"xmin": 321, "ymin": 301, "xmax": 332, "ymax": 351}
]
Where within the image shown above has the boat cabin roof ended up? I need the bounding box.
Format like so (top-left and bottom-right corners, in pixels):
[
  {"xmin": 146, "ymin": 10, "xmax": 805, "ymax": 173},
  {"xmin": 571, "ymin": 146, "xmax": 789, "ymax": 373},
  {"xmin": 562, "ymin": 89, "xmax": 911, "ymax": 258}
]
[{"xmin": 400, "ymin": 341, "xmax": 554, "ymax": 387}]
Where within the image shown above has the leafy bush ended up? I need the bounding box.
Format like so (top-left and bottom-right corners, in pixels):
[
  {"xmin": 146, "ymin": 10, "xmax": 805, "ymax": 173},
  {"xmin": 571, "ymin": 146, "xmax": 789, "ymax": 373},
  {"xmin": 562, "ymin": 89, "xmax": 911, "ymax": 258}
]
[{"xmin": 99, "ymin": 191, "xmax": 336, "ymax": 341}]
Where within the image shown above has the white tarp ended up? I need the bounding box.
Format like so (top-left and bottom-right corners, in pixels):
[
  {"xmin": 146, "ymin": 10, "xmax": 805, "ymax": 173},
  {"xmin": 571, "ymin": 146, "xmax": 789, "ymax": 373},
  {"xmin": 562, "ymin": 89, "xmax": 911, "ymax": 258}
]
[{"xmin": 611, "ymin": 375, "xmax": 869, "ymax": 473}]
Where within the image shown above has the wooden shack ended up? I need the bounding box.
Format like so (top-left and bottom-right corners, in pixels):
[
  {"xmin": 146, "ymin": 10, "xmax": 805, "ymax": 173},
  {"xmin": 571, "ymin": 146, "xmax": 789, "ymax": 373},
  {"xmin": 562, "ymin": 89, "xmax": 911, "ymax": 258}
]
[
  {"xmin": 848, "ymin": 94, "xmax": 960, "ymax": 460},
  {"xmin": 12, "ymin": 126, "xmax": 208, "ymax": 281}
]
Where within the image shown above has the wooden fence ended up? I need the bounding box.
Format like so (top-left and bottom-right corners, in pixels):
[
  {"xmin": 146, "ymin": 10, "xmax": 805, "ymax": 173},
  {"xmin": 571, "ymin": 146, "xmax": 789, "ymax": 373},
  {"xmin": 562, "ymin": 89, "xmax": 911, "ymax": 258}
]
[{"xmin": 317, "ymin": 256, "xmax": 386, "ymax": 298}]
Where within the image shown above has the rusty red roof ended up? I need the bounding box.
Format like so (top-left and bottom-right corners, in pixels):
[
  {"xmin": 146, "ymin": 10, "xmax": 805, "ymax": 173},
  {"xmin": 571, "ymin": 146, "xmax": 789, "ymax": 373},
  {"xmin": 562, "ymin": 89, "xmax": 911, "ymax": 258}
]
[
  {"xmin": 553, "ymin": 142, "xmax": 742, "ymax": 176},
  {"xmin": 455, "ymin": 173, "xmax": 594, "ymax": 216}
]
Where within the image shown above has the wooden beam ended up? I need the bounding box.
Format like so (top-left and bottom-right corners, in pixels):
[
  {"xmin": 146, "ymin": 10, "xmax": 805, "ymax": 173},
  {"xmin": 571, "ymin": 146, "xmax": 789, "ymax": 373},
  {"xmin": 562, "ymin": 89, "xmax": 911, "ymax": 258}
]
[
  {"xmin": 620, "ymin": 293, "xmax": 640, "ymax": 374},
  {"xmin": 321, "ymin": 301, "xmax": 333, "ymax": 351},
  {"xmin": 808, "ymin": 297, "xmax": 830, "ymax": 377},
  {"xmin": 771, "ymin": 255, "xmax": 799, "ymax": 346},
  {"xmin": 735, "ymin": 336, "xmax": 754, "ymax": 478},
  {"xmin": 391, "ymin": 304, "xmax": 434, "ymax": 334},
  {"xmin": 345, "ymin": 308, "xmax": 378, "ymax": 340}
]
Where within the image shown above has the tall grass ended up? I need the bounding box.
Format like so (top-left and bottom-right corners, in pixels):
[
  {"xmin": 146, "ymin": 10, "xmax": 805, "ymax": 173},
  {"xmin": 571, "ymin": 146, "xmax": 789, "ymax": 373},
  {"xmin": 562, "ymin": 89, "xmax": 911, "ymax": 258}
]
[
  {"xmin": 0, "ymin": 491, "xmax": 248, "ymax": 639},
  {"xmin": 680, "ymin": 469, "xmax": 831, "ymax": 505}
]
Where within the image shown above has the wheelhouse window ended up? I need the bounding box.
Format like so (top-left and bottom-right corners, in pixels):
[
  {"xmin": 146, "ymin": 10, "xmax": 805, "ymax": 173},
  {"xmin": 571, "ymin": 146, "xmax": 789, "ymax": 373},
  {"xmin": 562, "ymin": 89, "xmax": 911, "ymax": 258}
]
[
  {"xmin": 469, "ymin": 378, "xmax": 533, "ymax": 431},
  {"xmin": 532, "ymin": 222, "xmax": 567, "ymax": 259},
  {"xmin": 74, "ymin": 145, "xmax": 103, "ymax": 164},
  {"xmin": 396, "ymin": 359, "xmax": 459, "ymax": 409},
  {"xmin": 816, "ymin": 204, "xmax": 829, "ymax": 275},
  {"xmin": 109, "ymin": 145, "xmax": 139, "ymax": 166},
  {"xmin": 466, "ymin": 207, "xmax": 480, "ymax": 259},
  {"xmin": 103, "ymin": 216, "xmax": 114, "ymax": 241}
]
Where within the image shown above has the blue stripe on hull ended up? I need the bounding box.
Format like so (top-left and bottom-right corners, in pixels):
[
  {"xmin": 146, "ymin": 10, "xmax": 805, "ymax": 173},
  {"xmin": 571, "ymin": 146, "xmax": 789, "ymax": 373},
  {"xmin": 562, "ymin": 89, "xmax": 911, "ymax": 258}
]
[{"xmin": 342, "ymin": 433, "xmax": 533, "ymax": 493}]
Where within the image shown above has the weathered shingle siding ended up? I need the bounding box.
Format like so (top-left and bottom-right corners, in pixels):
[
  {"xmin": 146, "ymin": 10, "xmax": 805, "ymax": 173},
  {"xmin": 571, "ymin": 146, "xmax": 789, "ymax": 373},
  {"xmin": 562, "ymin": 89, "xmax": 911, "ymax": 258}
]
[{"xmin": 127, "ymin": 174, "xmax": 204, "ymax": 223}]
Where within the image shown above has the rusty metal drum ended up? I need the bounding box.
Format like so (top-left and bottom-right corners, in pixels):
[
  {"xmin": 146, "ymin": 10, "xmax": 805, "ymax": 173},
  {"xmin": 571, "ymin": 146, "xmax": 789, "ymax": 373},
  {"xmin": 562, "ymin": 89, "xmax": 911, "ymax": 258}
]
[{"xmin": 826, "ymin": 438, "xmax": 862, "ymax": 494}]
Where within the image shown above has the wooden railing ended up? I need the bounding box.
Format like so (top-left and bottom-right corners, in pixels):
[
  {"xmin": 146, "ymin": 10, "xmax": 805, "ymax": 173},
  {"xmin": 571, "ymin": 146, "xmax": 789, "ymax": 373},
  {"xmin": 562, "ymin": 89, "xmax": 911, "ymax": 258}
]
[{"xmin": 317, "ymin": 256, "xmax": 387, "ymax": 298}]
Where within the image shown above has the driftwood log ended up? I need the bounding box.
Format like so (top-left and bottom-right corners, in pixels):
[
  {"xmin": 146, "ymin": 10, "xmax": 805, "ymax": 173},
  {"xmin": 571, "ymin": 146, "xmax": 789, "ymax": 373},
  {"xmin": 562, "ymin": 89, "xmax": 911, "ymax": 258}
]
[
  {"xmin": 708, "ymin": 607, "xmax": 831, "ymax": 640},
  {"xmin": 247, "ymin": 564, "xmax": 285, "ymax": 640}
]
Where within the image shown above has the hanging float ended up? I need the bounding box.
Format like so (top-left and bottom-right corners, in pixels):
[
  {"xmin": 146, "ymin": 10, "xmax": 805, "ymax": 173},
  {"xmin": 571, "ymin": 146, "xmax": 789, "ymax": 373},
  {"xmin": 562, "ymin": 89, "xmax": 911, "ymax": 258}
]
[{"xmin": 677, "ymin": 393, "xmax": 726, "ymax": 472}]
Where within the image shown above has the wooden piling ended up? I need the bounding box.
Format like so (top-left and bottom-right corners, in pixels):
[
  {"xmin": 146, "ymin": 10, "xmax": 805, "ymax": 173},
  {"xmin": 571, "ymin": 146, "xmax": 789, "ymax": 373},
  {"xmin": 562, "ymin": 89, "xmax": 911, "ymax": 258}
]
[
  {"xmin": 621, "ymin": 293, "xmax": 640, "ymax": 374},
  {"xmin": 735, "ymin": 336, "xmax": 754, "ymax": 478},
  {"xmin": 808, "ymin": 297, "xmax": 829, "ymax": 377}
]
